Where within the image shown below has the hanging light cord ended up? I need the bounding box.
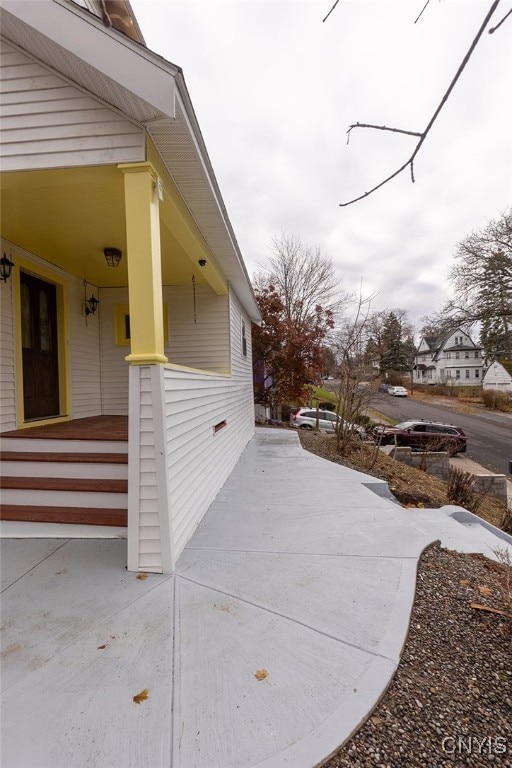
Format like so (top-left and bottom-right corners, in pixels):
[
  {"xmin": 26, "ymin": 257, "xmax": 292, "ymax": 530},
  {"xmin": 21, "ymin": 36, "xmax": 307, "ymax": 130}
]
[{"xmin": 192, "ymin": 274, "xmax": 197, "ymax": 324}]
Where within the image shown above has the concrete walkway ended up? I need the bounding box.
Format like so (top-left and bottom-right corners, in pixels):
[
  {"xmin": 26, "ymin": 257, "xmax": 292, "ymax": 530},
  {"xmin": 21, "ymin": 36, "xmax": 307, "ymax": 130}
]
[{"xmin": 1, "ymin": 429, "xmax": 510, "ymax": 768}]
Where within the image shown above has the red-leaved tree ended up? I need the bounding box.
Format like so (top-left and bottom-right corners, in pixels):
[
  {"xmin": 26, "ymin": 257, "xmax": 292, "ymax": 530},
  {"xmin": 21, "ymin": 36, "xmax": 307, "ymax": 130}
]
[{"xmin": 252, "ymin": 283, "xmax": 334, "ymax": 407}]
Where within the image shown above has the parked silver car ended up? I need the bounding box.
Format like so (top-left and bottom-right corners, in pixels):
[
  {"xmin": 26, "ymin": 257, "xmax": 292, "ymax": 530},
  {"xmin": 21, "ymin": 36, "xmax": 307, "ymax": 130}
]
[
  {"xmin": 388, "ymin": 386, "xmax": 408, "ymax": 397},
  {"xmin": 290, "ymin": 408, "xmax": 365, "ymax": 436}
]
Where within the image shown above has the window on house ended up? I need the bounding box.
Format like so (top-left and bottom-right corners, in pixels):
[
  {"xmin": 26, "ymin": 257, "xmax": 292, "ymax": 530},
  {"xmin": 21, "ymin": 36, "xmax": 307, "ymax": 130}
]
[
  {"xmin": 242, "ymin": 320, "xmax": 247, "ymax": 357},
  {"xmin": 475, "ymin": 370, "xmax": 480, "ymax": 378},
  {"xmin": 446, "ymin": 352, "xmax": 451, "ymax": 359},
  {"xmin": 455, "ymin": 370, "xmax": 460, "ymax": 379},
  {"xmin": 465, "ymin": 369, "xmax": 470, "ymax": 378},
  {"xmin": 465, "ymin": 351, "xmax": 469, "ymax": 358},
  {"xmin": 474, "ymin": 350, "xmax": 479, "ymax": 358},
  {"xmin": 447, "ymin": 370, "xmax": 452, "ymax": 378},
  {"xmin": 455, "ymin": 351, "xmax": 460, "ymax": 359}
]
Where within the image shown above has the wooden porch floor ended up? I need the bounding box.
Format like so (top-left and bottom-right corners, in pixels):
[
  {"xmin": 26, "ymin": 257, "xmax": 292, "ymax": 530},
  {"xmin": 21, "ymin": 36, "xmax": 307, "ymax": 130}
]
[{"xmin": 1, "ymin": 415, "xmax": 128, "ymax": 441}]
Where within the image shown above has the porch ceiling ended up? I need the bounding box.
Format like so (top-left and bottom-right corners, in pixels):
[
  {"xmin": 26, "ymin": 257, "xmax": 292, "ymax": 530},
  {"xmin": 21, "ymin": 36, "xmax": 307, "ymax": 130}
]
[{"xmin": 0, "ymin": 165, "xmax": 208, "ymax": 288}]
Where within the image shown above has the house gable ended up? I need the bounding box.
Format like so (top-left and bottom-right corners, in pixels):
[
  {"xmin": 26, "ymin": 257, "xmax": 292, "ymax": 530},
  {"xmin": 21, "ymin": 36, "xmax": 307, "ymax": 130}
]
[
  {"xmin": 482, "ymin": 359, "xmax": 512, "ymax": 389},
  {"xmin": 0, "ymin": 40, "xmax": 145, "ymax": 171}
]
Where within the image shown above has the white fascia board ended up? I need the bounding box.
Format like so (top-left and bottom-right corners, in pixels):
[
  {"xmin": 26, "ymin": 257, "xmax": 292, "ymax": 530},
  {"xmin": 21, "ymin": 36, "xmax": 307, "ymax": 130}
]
[
  {"xmin": 0, "ymin": 0, "xmax": 177, "ymax": 117},
  {"xmin": 175, "ymin": 81, "xmax": 261, "ymax": 323}
]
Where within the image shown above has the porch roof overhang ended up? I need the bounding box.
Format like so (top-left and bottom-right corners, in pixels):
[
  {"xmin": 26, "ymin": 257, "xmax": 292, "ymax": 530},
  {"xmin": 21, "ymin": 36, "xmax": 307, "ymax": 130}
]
[{"xmin": 0, "ymin": 0, "xmax": 261, "ymax": 323}]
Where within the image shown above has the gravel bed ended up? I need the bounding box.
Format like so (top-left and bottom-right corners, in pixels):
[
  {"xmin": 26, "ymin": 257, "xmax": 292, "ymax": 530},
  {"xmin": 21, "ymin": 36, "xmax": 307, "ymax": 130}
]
[{"xmin": 321, "ymin": 545, "xmax": 512, "ymax": 767}]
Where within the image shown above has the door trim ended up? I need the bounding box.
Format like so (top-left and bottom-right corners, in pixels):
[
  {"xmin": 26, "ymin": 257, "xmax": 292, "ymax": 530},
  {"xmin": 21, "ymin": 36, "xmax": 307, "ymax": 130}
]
[{"xmin": 13, "ymin": 257, "xmax": 71, "ymax": 428}]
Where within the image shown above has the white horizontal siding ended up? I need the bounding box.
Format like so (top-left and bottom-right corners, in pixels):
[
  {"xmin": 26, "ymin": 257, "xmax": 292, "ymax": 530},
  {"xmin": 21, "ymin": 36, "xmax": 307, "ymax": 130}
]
[
  {"xmin": 163, "ymin": 285, "xmax": 230, "ymax": 373},
  {"xmin": 230, "ymin": 289, "xmax": 253, "ymax": 380},
  {"xmin": 0, "ymin": 269, "xmax": 16, "ymax": 431},
  {"xmin": 164, "ymin": 366, "xmax": 254, "ymax": 561},
  {"xmin": 68, "ymin": 277, "xmax": 102, "ymax": 419},
  {"xmin": 0, "ymin": 39, "xmax": 144, "ymax": 171},
  {"xmin": 126, "ymin": 288, "xmax": 255, "ymax": 572},
  {"xmin": 99, "ymin": 287, "xmax": 130, "ymax": 415}
]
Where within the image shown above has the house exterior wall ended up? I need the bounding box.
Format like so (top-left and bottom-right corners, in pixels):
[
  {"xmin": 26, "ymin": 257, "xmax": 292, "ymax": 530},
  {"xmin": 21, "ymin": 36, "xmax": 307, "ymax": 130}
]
[
  {"xmin": 166, "ymin": 289, "xmax": 254, "ymax": 565},
  {"xmin": 0, "ymin": 241, "xmax": 102, "ymax": 431},
  {"xmin": 482, "ymin": 362, "xmax": 512, "ymax": 391},
  {"xmin": 99, "ymin": 284, "xmax": 232, "ymax": 415},
  {"xmin": 0, "ymin": 39, "xmax": 144, "ymax": 172},
  {"xmin": 127, "ymin": 288, "xmax": 254, "ymax": 572},
  {"xmin": 0, "ymin": 274, "xmax": 16, "ymax": 431}
]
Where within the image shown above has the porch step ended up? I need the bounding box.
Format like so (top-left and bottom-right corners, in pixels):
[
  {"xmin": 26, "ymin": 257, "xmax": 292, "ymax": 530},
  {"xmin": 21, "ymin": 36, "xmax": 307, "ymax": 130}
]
[
  {"xmin": 0, "ymin": 452, "xmax": 128, "ymax": 479},
  {"xmin": 0, "ymin": 451, "xmax": 128, "ymax": 463},
  {"xmin": 0, "ymin": 419, "xmax": 129, "ymax": 527},
  {"xmin": 0, "ymin": 437, "xmax": 128, "ymax": 454},
  {"xmin": 0, "ymin": 477, "xmax": 127, "ymax": 492},
  {"xmin": 0, "ymin": 504, "xmax": 127, "ymax": 527}
]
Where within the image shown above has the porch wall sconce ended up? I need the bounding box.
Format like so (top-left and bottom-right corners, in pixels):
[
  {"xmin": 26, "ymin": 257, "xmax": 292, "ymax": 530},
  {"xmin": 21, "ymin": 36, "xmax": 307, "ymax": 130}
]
[
  {"xmin": 83, "ymin": 279, "xmax": 99, "ymax": 325},
  {"xmin": 104, "ymin": 247, "xmax": 122, "ymax": 267},
  {"xmin": 85, "ymin": 294, "xmax": 99, "ymax": 316},
  {"xmin": 198, "ymin": 259, "xmax": 207, "ymax": 267},
  {"xmin": 1, "ymin": 251, "xmax": 15, "ymax": 282}
]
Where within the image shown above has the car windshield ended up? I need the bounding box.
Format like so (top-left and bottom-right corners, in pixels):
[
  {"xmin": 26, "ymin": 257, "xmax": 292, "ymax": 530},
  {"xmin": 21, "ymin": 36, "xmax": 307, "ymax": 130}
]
[{"xmin": 393, "ymin": 421, "xmax": 418, "ymax": 430}]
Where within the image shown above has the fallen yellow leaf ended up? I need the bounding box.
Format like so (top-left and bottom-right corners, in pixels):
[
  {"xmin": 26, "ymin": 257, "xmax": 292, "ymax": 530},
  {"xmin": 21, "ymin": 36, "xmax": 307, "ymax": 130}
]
[
  {"xmin": 478, "ymin": 586, "xmax": 493, "ymax": 597},
  {"xmin": 136, "ymin": 573, "xmax": 149, "ymax": 580},
  {"xmin": 254, "ymin": 669, "xmax": 268, "ymax": 681},
  {"xmin": 133, "ymin": 688, "xmax": 149, "ymax": 704}
]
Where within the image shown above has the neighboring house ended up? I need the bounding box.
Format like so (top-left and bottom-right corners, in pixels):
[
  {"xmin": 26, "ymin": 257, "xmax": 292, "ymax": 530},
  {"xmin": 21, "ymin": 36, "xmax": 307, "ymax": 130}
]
[
  {"xmin": 413, "ymin": 330, "xmax": 483, "ymax": 386},
  {"xmin": 482, "ymin": 360, "xmax": 512, "ymax": 391},
  {"xmin": 0, "ymin": 0, "xmax": 260, "ymax": 573}
]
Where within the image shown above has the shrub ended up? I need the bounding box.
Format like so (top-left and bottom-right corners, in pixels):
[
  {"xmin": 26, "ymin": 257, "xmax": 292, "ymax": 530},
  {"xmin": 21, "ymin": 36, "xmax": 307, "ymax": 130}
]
[
  {"xmin": 447, "ymin": 467, "xmax": 476, "ymax": 509},
  {"xmin": 481, "ymin": 388, "xmax": 512, "ymax": 411}
]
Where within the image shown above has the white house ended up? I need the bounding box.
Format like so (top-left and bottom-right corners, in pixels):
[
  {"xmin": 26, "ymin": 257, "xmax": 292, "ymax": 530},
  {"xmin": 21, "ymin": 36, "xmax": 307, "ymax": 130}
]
[
  {"xmin": 413, "ymin": 329, "xmax": 483, "ymax": 386},
  {"xmin": 482, "ymin": 360, "xmax": 512, "ymax": 391},
  {"xmin": 0, "ymin": 0, "xmax": 260, "ymax": 573}
]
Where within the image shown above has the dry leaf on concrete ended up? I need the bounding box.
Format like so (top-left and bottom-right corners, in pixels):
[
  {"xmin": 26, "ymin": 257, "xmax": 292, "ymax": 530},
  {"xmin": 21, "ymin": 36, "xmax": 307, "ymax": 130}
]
[
  {"xmin": 254, "ymin": 669, "xmax": 268, "ymax": 681},
  {"xmin": 133, "ymin": 688, "xmax": 149, "ymax": 704}
]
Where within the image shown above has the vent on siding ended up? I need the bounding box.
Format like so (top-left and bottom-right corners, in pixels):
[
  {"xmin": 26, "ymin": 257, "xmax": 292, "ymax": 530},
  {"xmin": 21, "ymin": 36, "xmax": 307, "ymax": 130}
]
[{"xmin": 213, "ymin": 420, "xmax": 227, "ymax": 434}]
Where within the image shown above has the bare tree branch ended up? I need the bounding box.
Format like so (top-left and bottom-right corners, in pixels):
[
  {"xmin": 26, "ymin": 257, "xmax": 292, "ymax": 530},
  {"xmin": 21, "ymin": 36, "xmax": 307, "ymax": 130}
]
[
  {"xmin": 414, "ymin": 0, "xmax": 433, "ymax": 25},
  {"xmin": 346, "ymin": 122, "xmax": 423, "ymax": 145},
  {"xmin": 489, "ymin": 6, "xmax": 512, "ymax": 32},
  {"xmin": 340, "ymin": 0, "xmax": 501, "ymax": 207},
  {"xmin": 323, "ymin": 0, "xmax": 342, "ymax": 24}
]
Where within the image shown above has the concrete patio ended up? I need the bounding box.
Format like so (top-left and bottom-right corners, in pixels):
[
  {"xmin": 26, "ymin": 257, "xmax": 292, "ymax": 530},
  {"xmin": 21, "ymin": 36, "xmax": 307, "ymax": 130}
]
[{"xmin": 1, "ymin": 428, "xmax": 510, "ymax": 768}]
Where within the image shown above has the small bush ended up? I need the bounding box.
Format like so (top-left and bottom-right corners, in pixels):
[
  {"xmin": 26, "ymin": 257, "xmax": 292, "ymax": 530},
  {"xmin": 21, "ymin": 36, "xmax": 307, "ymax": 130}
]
[
  {"xmin": 447, "ymin": 467, "xmax": 477, "ymax": 509},
  {"xmin": 481, "ymin": 388, "xmax": 512, "ymax": 411}
]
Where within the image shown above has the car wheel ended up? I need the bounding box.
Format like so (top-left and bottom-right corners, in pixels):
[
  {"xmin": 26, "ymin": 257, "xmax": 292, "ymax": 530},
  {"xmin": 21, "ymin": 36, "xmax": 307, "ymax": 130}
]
[{"xmin": 300, "ymin": 424, "xmax": 313, "ymax": 430}]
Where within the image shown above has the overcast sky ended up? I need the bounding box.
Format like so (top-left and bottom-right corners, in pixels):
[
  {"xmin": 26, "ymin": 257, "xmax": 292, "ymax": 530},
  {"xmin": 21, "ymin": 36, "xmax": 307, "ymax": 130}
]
[{"xmin": 130, "ymin": 0, "xmax": 511, "ymax": 330}]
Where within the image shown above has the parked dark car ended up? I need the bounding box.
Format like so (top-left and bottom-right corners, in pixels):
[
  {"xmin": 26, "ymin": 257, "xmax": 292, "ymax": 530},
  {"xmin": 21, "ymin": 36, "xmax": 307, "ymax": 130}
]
[
  {"xmin": 372, "ymin": 420, "xmax": 467, "ymax": 454},
  {"xmin": 378, "ymin": 383, "xmax": 392, "ymax": 393}
]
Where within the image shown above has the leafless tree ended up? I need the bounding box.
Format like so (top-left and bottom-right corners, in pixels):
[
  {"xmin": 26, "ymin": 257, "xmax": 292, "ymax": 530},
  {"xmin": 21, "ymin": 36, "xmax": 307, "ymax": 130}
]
[
  {"xmin": 323, "ymin": 0, "xmax": 507, "ymax": 206},
  {"xmin": 332, "ymin": 285, "xmax": 378, "ymax": 452},
  {"xmin": 256, "ymin": 233, "xmax": 344, "ymax": 327}
]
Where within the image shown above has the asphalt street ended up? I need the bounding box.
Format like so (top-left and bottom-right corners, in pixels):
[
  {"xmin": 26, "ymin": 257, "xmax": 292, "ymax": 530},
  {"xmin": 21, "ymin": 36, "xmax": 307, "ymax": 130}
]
[{"xmin": 372, "ymin": 393, "xmax": 512, "ymax": 477}]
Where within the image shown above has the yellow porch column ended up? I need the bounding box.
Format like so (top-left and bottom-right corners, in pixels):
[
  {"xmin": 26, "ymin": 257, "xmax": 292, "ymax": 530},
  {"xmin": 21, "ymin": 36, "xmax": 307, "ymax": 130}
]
[{"xmin": 121, "ymin": 162, "xmax": 168, "ymax": 364}]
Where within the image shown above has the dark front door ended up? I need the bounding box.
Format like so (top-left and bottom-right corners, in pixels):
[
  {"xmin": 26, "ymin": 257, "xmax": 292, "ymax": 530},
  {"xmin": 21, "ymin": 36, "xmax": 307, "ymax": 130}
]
[{"xmin": 21, "ymin": 272, "xmax": 60, "ymax": 420}]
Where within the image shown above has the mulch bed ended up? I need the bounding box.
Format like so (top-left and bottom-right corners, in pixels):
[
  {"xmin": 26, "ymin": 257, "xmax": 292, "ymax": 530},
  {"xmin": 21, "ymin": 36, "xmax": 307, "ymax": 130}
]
[{"xmin": 321, "ymin": 546, "xmax": 512, "ymax": 767}]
